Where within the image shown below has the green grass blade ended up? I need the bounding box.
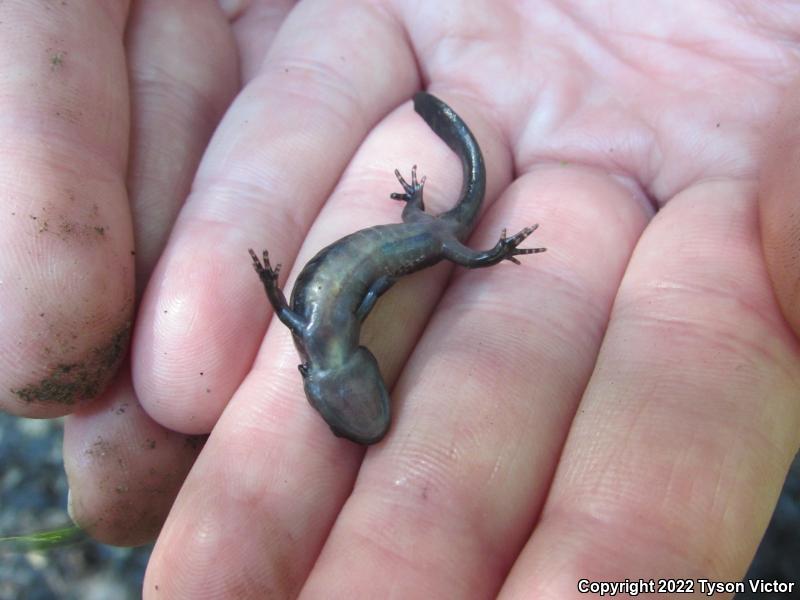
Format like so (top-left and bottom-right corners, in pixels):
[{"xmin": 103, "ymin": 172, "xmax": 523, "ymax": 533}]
[{"xmin": 0, "ymin": 524, "xmax": 88, "ymax": 552}]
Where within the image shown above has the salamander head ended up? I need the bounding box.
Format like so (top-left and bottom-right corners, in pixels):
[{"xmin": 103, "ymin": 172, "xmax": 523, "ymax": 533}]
[{"xmin": 301, "ymin": 347, "xmax": 390, "ymax": 445}]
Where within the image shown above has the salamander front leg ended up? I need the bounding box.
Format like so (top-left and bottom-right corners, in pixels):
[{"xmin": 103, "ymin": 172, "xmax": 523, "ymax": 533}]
[
  {"xmin": 391, "ymin": 164, "xmax": 427, "ymax": 220},
  {"xmin": 442, "ymin": 224, "xmax": 546, "ymax": 268},
  {"xmin": 248, "ymin": 249, "xmax": 306, "ymax": 334}
]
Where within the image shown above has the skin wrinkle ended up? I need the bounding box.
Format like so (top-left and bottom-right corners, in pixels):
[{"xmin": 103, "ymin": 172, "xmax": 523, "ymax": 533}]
[
  {"xmin": 340, "ymin": 527, "xmax": 455, "ymax": 596},
  {"xmin": 264, "ymin": 5, "xmax": 412, "ymax": 106},
  {"xmin": 715, "ymin": 423, "xmax": 790, "ymax": 572},
  {"xmin": 438, "ymin": 277, "xmax": 608, "ymax": 341},
  {"xmin": 43, "ymin": 96, "xmax": 130, "ymax": 179},
  {"xmin": 558, "ymin": 2, "xmax": 658, "ymax": 79},
  {"xmin": 128, "ymin": 50, "xmax": 225, "ymax": 110},
  {"xmin": 494, "ymin": 3, "xmax": 784, "ymax": 205},
  {"xmin": 571, "ymin": 495, "xmax": 716, "ymax": 576},
  {"xmin": 232, "ymin": 375, "xmax": 350, "ymax": 459},
  {"xmin": 704, "ymin": 453, "xmax": 778, "ymax": 575},
  {"xmin": 726, "ymin": 1, "xmax": 800, "ymax": 60},
  {"xmin": 705, "ymin": 443, "xmax": 735, "ymax": 531},
  {"xmin": 130, "ymin": 77, "xmax": 224, "ymax": 140},
  {"xmin": 614, "ymin": 293, "xmax": 797, "ymax": 383},
  {"xmin": 342, "ymin": 485, "xmax": 504, "ymax": 597},
  {"xmin": 257, "ymin": 59, "xmax": 371, "ymax": 130},
  {"xmin": 474, "ymin": 451, "xmax": 542, "ymax": 560},
  {"xmin": 705, "ymin": 431, "xmax": 776, "ymax": 564},
  {"xmin": 4, "ymin": 134, "xmax": 126, "ymax": 186},
  {"xmin": 538, "ymin": 504, "xmax": 704, "ymax": 580},
  {"xmin": 537, "ymin": 119, "xmax": 658, "ymax": 208},
  {"xmin": 658, "ymin": 428, "xmax": 720, "ymax": 520},
  {"xmin": 222, "ymin": 423, "xmax": 315, "ymax": 503},
  {"xmin": 436, "ymin": 283, "xmax": 608, "ymax": 371},
  {"xmin": 569, "ymin": 403, "xmax": 650, "ymax": 511},
  {"xmin": 565, "ymin": 0, "xmax": 780, "ymax": 85},
  {"xmin": 192, "ymin": 176, "xmax": 314, "ymax": 234}
]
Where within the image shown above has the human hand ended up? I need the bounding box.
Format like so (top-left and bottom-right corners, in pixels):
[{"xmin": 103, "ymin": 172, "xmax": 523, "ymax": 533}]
[
  {"xmin": 0, "ymin": 0, "xmax": 245, "ymax": 545},
  {"xmin": 4, "ymin": 1, "xmax": 800, "ymax": 597},
  {"xmin": 139, "ymin": 1, "xmax": 800, "ymax": 597}
]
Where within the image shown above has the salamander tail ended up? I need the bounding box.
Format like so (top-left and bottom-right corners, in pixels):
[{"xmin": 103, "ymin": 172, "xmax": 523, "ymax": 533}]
[{"xmin": 413, "ymin": 92, "xmax": 486, "ymax": 238}]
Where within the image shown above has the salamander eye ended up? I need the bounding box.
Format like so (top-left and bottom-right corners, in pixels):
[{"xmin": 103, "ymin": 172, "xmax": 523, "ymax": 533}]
[{"xmin": 298, "ymin": 363, "xmax": 309, "ymax": 378}]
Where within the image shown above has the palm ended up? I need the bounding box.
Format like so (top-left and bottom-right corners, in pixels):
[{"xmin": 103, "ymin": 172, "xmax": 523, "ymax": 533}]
[{"xmin": 1, "ymin": 1, "xmax": 797, "ymax": 598}]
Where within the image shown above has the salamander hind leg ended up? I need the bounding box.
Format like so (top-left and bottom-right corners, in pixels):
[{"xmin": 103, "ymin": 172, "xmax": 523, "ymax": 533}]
[
  {"xmin": 248, "ymin": 248, "xmax": 305, "ymax": 334},
  {"xmin": 492, "ymin": 225, "xmax": 547, "ymax": 265},
  {"xmin": 442, "ymin": 224, "xmax": 546, "ymax": 268},
  {"xmin": 355, "ymin": 275, "xmax": 396, "ymax": 322},
  {"xmin": 390, "ymin": 164, "xmax": 427, "ymax": 220}
]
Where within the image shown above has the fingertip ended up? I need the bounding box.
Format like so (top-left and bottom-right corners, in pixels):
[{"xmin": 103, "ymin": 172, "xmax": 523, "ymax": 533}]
[
  {"xmin": 0, "ymin": 0, "xmax": 134, "ymax": 417},
  {"xmin": 132, "ymin": 230, "xmax": 265, "ymax": 434},
  {"xmin": 64, "ymin": 369, "xmax": 203, "ymax": 546},
  {"xmin": 1, "ymin": 317, "xmax": 132, "ymax": 419}
]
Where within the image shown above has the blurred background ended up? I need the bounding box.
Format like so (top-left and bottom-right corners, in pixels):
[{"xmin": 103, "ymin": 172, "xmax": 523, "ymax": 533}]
[{"xmin": 1, "ymin": 412, "xmax": 797, "ymax": 599}]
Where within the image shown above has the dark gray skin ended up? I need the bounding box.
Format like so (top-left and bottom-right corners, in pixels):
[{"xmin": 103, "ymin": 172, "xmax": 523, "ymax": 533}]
[{"xmin": 250, "ymin": 92, "xmax": 545, "ymax": 445}]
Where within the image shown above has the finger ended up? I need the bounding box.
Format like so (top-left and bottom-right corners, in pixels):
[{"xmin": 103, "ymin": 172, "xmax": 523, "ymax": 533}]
[
  {"xmin": 217, "ymin": 0, "xmax": 296, "ymax": 83},
  {"xmin": 299, "ymin": 169, "xmax": 648, "ymax": 597},
  {"xmin": 760, "ymin": 77, "xmax": 800, "ymax": 336},
  {"xmin": 126, "ymin": 0, "xmax": 239, "ymax": 295},
  {"xmin": 62, "ymin": 0, "xmax": 238, "ymax": 545},
  {"xmin": 500, "ymin": 184, "xmax": 800, "ymax": 597},
  {"xmin": 132, "ymin": 0, "xmax": 419, "ymax": 433},
  {"xmin": 63, "ymin": 367, "xmax": 204, "ymax": 546},
  {"xmin": 0, "ymin": 1, "xmax": 133, "ymax": 417}
]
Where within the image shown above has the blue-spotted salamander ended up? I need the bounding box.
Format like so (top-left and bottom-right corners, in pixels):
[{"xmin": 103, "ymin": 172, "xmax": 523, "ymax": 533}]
[{"xmin": 249, "ymin": 92, "xmax": 545, "ymax": 444}]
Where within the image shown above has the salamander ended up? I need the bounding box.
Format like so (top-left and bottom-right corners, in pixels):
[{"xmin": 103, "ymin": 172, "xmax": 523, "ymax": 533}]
[{"xmin": 249, "ymin": 92, "xmax": 545, "ymax": 445}]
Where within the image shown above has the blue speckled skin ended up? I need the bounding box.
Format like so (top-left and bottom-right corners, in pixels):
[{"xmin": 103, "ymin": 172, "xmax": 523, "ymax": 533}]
[{"xmin": 250, "ymin": 92, "xmax": 544, "ymax": 444}]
